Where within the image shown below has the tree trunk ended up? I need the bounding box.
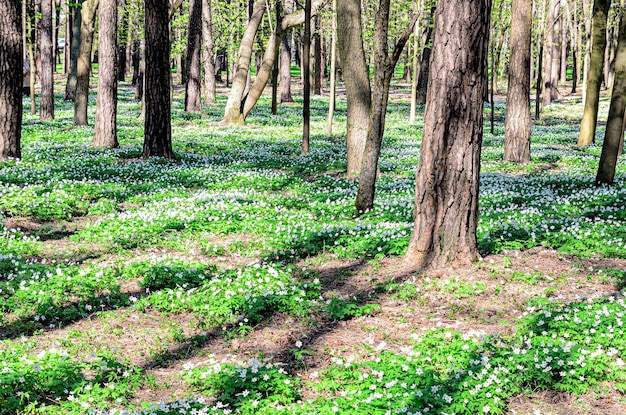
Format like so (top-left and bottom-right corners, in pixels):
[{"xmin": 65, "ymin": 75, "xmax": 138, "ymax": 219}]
[
  {"xmin": 409, "ymin": 21, "xmax": 418, "ymax": 124},
  {"xmin": 560, "ymin": 12, "xmax": 568, "ymax": 83},
  {"xmin": 65, "ymin": 1, "xmax": 82, "ymax": 101},
  {"xmin": 93, "ymin": 0, "xmax": 118, "ymax": 148},
  {"xmin": 337, "ymin": 0, "xmax": 371, "ymax": 179},
  {"xmin": 504, "ymin": 0, "xmax": 532, "ymax": 163},
  {"xmin": 597, "ymin": 6, "xmax": 626, "ymax": 184},
  {"xmin": 302, "ymin": 0, "xmax": 311, "ymax": 154},
  {"xmin": 222, "ymin": 0, "xmax": 267, "ymax": 125},
  {"xmin": 416, "ymin": 3, "xmax": 434, "ymax": 104},
  {"xmin": 0, "ymin": 0, "xmax": 22, "ymax": 161},
  {"xmin": 327, "ymin": 0, "xmax": 337, "ymax": 135},
  {"xmin": 543, "ymin": 0, "xmax": 557, "ymax": 106},
  {"xmin": 405, "ymin": 0, "xmax": 491, "ymax": 269},
  {"xmin": 354, "ymin": 9, "xmax": 418, "ymax": 212},
  {"xmin": 279, "ymin": 33, "xmax": 293, "ymax": 102},
  {"xmin": 202, "ymin": 0, "xmax": 216, "ymax": 104},
  {"xmin": 313, "ymin": 14, "xmax": 322, "ymax": 95},
  {"xmin": 40, "ymin": 0, "xmax": 54, "ymax": 120},
  {"xmin": 184, "ymin": 0, "xmax": 202, "ymax": 112},
  {"xmin": 578, "ymin": 0, "xmax": 611, "ymax": 147},
  {"xmin": 143, "ymin": 0, "xmax": 173, "ymax": 158},
  {"xmin": 74, "ymin": 0, "xmax": 98, "ymax": 126}
]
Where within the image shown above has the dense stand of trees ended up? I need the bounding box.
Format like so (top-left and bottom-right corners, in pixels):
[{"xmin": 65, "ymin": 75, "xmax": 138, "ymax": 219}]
[{"xmin": 2, "ymin": 0, "xmax": 626, "ymax": 266}]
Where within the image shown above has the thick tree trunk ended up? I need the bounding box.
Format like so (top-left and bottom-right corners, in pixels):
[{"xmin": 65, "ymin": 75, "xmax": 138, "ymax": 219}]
[
  {"xmin": 143, "ymin": 0, "xmax": 173, "ymax": 158},
  {"xmin": 185, "ymin": 0, "xmax": 202, "ymax": 112},
  {"xmin": 0, "ymin": 0, "xmax": 22, "ymax": 161},
  {"xmin": 578, "ymin": 0, "xmax": 611, "ymax": 147},
  {"xmin": 93, "ymin": 0, "xmax": 118, "ymax": 148},
  {"xmin": 337, "ymin": 0, "xmax": 371, "ymax": 179},
  {"xmin": 40, "ymin": 0, "xmax": 54, "ymax": 120},
  {"xmin": 65, "ymin": 1, "xmax": 82, "ymax": 100},
  {"xmin": 74, "ymin": 0, "xmax": 98, "ymax": 126},
  {"xmin": 279, "ymin": 34, "xmax": 293, "ymax": 102},
  {"xmin": 504, "ymin": 0, "xmax": 532, "ymax": 163},
  {"xmin": 202, "ymin": 0, "xmax": 216, "ymax": 104},
  {"xmin": 405, "ymin": 0, "xmax": 491, "ymax": 269},
  {"xmin": 222, "ymin": 0, "xmax": 267, "ymax": 125},
  {"xmin": 597, "ymin": 7, "xmax": 626, "ymax": 184}
]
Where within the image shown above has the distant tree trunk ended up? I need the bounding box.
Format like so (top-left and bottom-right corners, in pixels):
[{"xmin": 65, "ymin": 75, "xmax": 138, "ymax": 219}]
[
  {"xmin": 302, "ymin": 0, "xmax": 311, "ymax": 154},
  {"xmin": 143, "ymin": 0, "xmax": 173, "ymax": 158},
  {"xmin": 313, "ymin": 14, "xmax": 322, "ymax": 95},
  {"xmin": 543, "ymin": 0, "xmax": 558, "ymax": 106},
  {"xmin": 550, "ymin": 0, "xmax": 560, "ymax": 100},
  {"xmin": 327, "ymin": 0, "xmax": 337, "ymax": 135},
  {"xmin": 185, "ymin": 0, "xmax": 202, "ymax": 112},
  {"xmin": 409, "ymin": 21, "xmax": 418, "ymax": 124},
  {"xmin": 65, "ymin": 1, "xmax": 82, "ymax": 100},
  {"xmin": 40, "ymin": 0, "xmax": 54, "ymax": 120},
  {"xmin": 202, "ymin": 0, "xmax": 216, "ymax": 104},
  {"xmin": 74, "ymin": 0, "xmax": 99, "ymax": 126},
  {"xmin": 597, "ymin": 6, "xmax": 626, "ymax": 184},
  {"xmin": 504, "ymin": 0, "xmax": 532, "ymax": 163},
  {"xmin": 93, "ymin": 0, "xmax": 118, "ymax": 148},
  {"xmin": 0, "ymin": 0, "xmax": 22, "ymax": 161},
  {"xmin": 337, "ymin": 0, "xmax": 371, "ymax": 179},
  {"xmin": 578, "ymin": 0, "xmax": 611, "ymax": 147},
  {"xmin": 279, "ymin": 33, "xmax": 293, "ymax": 102},
  {"xmin": 222, "ymin": 0, "xmax": 267, "ymax": 125},
  {"xmin": 560, "ymin": 12, "xmax": 567, "ymax": 83},
  {"xmin": 405, "ymin": 0, "xmax": 491, "ymax": 269},
  {"xmin": 27, "ymin": 8, "xmax": 36, "ymax": 114},
  {"xmin": 416, "ymin": 3, "xmax": 434, "ymax": 104}
]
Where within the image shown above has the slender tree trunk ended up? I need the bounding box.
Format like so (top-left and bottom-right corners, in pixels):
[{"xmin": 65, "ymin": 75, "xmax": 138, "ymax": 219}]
[
  {"xmin": 302, "ymin": 0, "xmax": 311, "ymax": 154},
  {"xmin": 27, "ymin": 7, "xmax": 36, "ymax": 114},
  {"xmin": 416, "ymin": 2, "xmax": 434, "ymax": 104},
  {"xmin": 543, "ymin": 0, "xmax": 557, "ymax": 106},
  {"xmin": 327, "ymin": 0, "xmax": 337, "ymax": 135},
  {"xmin": 184, "ymin": 0, "xmax": 202, "ymax": 112},
  {"xmin": 578, "ymin": 0, "xmax": 611, "ymax": 147},
  {"xmin": 560, "ymin": 13, "xmax": 568, "ymax": 83},
  {"xmin": 0, "ymin": 0, "xmax": 22, "ymax": 161},
  {"xmin": 65, "ymin": 1, "xmax": 82, "ymax": 100},
  {"xmin": 74, "ymin": 0, "xmax": 99, "ymax": 126},
  {"xmin": 143, "ymin": 0, "xmax": 173, "ymax": 158},
  {"xmin": 93, "ymin": 0, "xmax": 118, "ymax": 148},
  {"xmin": 63, "ymin": 2, "xmax": 70, "ymax": 74},
  {"xmin": 583, "ymin": 0, "xmax": 593, "ymax": 103},
  {"xmin": 202, "ymin": 0, "xmax": 216, "ymax": 104},
  {"xmin": 504, "ymin": 0, "xmax": 532, "ymax": 163},
  {"xmin": 337, "ymin": 0, "xmax": 371, "ymax": 178},
  {"xmin": 313, "ymin": 14, "xmax": 322, "ymax": 95},
  {"xmin": 550, "ymin": 0, "xmax": 561, "ymax": 100},
  {"xmin": 409, "ymin": 21, "xmax": 418, "ymax": 125},
  {"xmin": 279, "ymin": 33, "xmax": 293, "ymax": 102},
  {"xmin": 405, "ymin": 0, "xmax": 491, "ymax": 269},
  {"xmin": 40, "ymin": 0, "xmax": 55, "ymax": 120},
  {"xmin": 597, "ymin": 6, "xmax": 626, "ymax": 184}
]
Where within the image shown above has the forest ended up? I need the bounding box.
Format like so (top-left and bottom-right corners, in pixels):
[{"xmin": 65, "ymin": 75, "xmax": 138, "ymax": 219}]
[{"xmin": 1, "ymin": 0, "xmax": 626, "ymax": 414}]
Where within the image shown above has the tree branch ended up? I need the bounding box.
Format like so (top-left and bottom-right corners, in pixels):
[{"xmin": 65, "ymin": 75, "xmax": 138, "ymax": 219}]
[{"xmin": 390, "ymin": 13, "xmax": 419, "ymax": 67}]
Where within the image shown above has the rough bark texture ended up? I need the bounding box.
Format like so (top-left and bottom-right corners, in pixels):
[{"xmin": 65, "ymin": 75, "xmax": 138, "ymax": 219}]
[
  {"xmin": 504, "ymin": 0, "xmax": 532, "ymax": 163},
  {"xmin": 143, "ymin": 0, "xmax": 173, "ymax": 158},
  {"xmin": 65, "ymin": 1, "xmax": 82, "ymax": 100},
  {"xmin": 74, "ymin": 0, "xmax": 98, "ymax": 126},
  {"xmin": 40, "ymin": 0, "xmax": 54, "ymax": 120},
  {"xmin": 202, "ymin": 0, "xmax": 216, "ymax": 104},
  {"xmin": 597, "ymin": 7, "xmax": 626, "ymax": 184},
  {"xmin": 222, "ymin": 0, "xmax": 267, "ymax": 125},
  {"xmin": 405, "ymin": 0, "xmax": 491, "ymax": 269},
  {"xmin": 279, "ymin": 34, "xmax": 293, "ymax": 102},
  {"xmin": 578, "ymin": 0, "xmax": 611, "ymax": 147},
  {"xmin": 0, "ymin": 0, "xmax": 22, "ymax": 160},
  {"xmin": 337, "ymin": 0, "xmax": 371, "ymax": 179},
  {"xmin": 93, "ymin": 0, "xmax": 118, "ymax": 148},
  {"xmin": 185, "ymin": 0, "xmax": 202, "ymax": 112}
]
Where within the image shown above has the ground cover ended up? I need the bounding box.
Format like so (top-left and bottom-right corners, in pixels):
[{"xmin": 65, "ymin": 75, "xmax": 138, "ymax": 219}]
[{"xmin": 1, "ymin": 84, "xmax": 626, "ymax": 414}]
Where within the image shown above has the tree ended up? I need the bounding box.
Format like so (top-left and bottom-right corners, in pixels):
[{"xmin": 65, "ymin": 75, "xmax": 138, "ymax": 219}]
[
  {"xmin": 143, "ymin": 0, "xmax": 173, "ymax": 158},
  {"xmin": 578, "ymin": 0, "xmax": 611, "ymax": 147},
  {"xmin": 93, "ymin": 0, "xmax": 118, "ymax": 148},
  {"xmin": 202, "ymin": 0, "xmax": 216, "ymax": 104},
  {"xmin": 354, "ymin": 3, "xmax": 417, "ymax": 211},
  {"xmin": 40, "ymin": 0, "xmax": 55, "ymax": 120},
  {"xmin": 337, "ymin": 0, "xmax": 371, "ymax": 179},
  {"xmin": 597, "ymin": 4, "xmax": 626, "ymax": 184},
  {"xmin": 65, "ymin": 1, "xmax": 83, "ymax": 101},
  {"xmin": 185, "ymin": 0, "xmax": 202, "ymax": 112},
  {"xmin": 504, "ymin": 0, "xmax": 532, "ymax": 163},
  {"xmin": 74, "ymin": 0, "xmax": 99, "ymax": 126},
  {"xmin": 405, "ymin": 0, "xmax": 491, "ymax": 268},
  {"xmin": 302, "ymin": 0, "xmax": 311, "ymax": 154},
  {"xmin": 415, "ymin": 1, "xmax": 435, "ymax": 105},
  {"xmin": 0, "ymin": 0, "xmax": 22, "ymax": 161}
]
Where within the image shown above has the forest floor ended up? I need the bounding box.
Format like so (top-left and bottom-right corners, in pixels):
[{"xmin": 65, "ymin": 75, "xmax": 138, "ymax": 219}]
[{"xmin": 1, "ymin": 80, "xmax": 626, "ymax": 415}]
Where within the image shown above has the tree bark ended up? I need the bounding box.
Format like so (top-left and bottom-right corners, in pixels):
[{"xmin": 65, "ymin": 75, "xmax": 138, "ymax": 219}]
[
  {"xmin": 543, "ymin": 0, "xmax": 557, "ymax": 107},
  {"xmin": 597, "ymin": 6, "xmax": 626, "ymax": 184},
  {"xmin": 0, "ymin": 0, "xmax": 22, "ymax": 161},
  {"xmin": 302, "ymin": 0, "xmax": 311, "ymax": 154},
  {"xmin": 313, "ymin": 14, "xmax": 322, "ymax": 95},
  {"xmin": 279, "ymin": 33, "xmax": 293, "ymax": 102},
  {"xmin": 65, "ymin": 1, "xmax": 82, "ymax": 100},
  {"xmin": 143, "ymin": 0, "xmax": 173, "ymax": 158},
  {"xmin": 184, "ymin": 0, "xmax": 202, "ymax": 112},
  {"xmin": 405, "ymin": 0, "xmax": 491, "ymax": 269},
  {"xmin": 74, "ymin": 0, "xmax": 99, "ymax": 126},
  {"xmin": 327, "ymin": 0, "xmax": 336, "ymax": 135},
  {"xmin": 337, "ymin": 0, "xmax": 371, "ymax": 179},
  {"xmin": 40, "ymin": 0, "xmax": 54, "ymax": 120},
  {"xmin": 93, "ymin": 0, "xmax": 118, "ymax": 148},
  {"xmin": 578, "ymin": 0, "xmax": 611, "ymax": 147},
  {"xmin": 415, "ymin": 2, "xmax": 434, "ymax": 104},
  {"xmin": 504, "ymin": 0, "xmax": 532, "ymax": 163},
  {"xmin": 202, "ymin": 0, "xmax": 216, "ymax": 104}
]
